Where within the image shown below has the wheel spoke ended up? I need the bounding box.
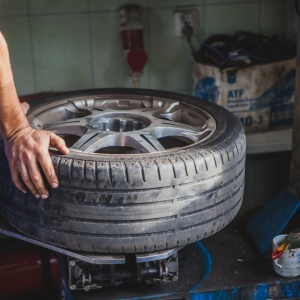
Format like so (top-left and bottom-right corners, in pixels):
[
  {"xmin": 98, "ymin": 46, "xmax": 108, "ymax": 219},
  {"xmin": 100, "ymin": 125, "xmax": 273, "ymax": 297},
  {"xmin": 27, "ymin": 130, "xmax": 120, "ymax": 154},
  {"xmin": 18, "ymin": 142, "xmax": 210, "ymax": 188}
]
[
  {"xmin": 153, "ymin": 101, "xmax": 182, "ymax": 122},
  {"xmin": 43, "ymin": 118, "xmax": 89, "ymax": 136},
  {"xmin": 151, "ymin": 125, "xmax": 201, "ymax": 142},
  {"xmin": 69, "ymin": 131, "xmax": 165, "ymax": 153},
  {"xmin": 148, "ymin": 118, "xmax": 215, "ymax": 143},
  {"xmin": 152, "ymin": 101, "xmax": 215, "ymax": 131},
  {"xmin": 127, "ymin": 132, "xmax": 165, "ymax": 152},
  {"xmin": 69, "ymin": 98, "xmax": 96, "ymax": 111},
  {"xmin": 70, "ymin": 130, "xmax": 114, "ymax": 152}
]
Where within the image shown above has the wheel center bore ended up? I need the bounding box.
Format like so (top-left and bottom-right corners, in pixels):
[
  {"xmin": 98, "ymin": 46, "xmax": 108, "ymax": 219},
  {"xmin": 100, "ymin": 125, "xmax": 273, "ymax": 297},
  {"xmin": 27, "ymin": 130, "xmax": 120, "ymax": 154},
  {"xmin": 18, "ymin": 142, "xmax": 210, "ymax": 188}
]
[{"xmin": 90, "ymin": 113, "xmax": 151, "ymax": 132}]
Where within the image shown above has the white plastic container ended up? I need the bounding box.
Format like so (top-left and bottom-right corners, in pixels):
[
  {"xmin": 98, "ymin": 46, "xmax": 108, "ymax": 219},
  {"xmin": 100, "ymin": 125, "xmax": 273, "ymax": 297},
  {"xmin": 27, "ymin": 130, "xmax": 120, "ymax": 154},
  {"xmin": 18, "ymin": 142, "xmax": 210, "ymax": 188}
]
[{"xmin": 272, "ymin": 234, "xmax": 300, "ymax": 278}]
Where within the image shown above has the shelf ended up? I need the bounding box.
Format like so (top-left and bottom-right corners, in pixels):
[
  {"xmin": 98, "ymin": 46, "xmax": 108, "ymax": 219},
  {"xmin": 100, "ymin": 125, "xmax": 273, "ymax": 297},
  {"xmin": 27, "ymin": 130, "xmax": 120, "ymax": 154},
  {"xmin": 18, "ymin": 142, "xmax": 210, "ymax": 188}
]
[{"xmin": 246, "ymin": 128, "xmax": 292, "ymax": 155}]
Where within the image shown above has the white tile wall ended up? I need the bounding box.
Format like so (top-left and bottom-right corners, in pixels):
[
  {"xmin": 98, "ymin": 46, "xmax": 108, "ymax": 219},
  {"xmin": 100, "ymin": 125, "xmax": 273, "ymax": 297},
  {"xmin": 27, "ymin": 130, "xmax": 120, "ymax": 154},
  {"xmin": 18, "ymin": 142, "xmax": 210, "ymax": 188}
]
[{"xmin": 0, "ymin": 0, "xmax": 289, "ymax": 95}]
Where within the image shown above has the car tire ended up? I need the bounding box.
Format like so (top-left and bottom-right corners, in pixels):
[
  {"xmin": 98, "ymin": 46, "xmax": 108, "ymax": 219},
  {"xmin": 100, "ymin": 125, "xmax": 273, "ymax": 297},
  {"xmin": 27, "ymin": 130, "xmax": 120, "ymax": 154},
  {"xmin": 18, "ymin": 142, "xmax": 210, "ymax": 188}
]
[{"xmin": 0, "ymin": 88, "xmax": 246, "ymax": 253}]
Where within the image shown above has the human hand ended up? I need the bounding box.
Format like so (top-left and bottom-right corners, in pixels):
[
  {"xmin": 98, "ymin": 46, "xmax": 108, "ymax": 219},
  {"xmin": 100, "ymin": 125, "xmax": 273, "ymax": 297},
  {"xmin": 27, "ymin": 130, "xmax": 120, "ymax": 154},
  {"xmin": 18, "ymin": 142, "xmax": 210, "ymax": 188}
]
[{"xmin": 4, "ymin": 126, "xmax": 69, "ymax": 198}]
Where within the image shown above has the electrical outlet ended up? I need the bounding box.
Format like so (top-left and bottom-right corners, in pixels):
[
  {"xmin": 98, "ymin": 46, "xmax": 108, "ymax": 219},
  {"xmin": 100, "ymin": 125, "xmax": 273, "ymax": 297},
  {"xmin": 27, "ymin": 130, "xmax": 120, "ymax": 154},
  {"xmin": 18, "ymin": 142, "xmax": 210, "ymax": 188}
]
[{"xmin": 174, "ymin": 9, "xmax": 198, "ymax": 37}]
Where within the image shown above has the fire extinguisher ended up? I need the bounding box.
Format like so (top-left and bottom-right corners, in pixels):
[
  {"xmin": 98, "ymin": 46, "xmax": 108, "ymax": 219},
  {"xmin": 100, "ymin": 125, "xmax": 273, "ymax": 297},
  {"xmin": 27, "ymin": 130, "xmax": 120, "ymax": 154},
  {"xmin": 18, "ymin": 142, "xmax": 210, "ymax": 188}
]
[
  {"xmin": 0, "ymin": 243, "xmax": 58, "ymax": 299},
  {"xmin": 119, "ymin": 4, "xmax": 148, "ymax": 87}
]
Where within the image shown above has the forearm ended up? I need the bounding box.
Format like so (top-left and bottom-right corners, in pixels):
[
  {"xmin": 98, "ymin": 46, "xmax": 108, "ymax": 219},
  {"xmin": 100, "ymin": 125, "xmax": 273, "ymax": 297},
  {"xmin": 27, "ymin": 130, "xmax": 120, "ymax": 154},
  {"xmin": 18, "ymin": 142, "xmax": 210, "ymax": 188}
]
[
  {"xmin": 0, "ymin": 32, "xmax": 30, "ymax": 140},
  {"xmin": 0, "ymin": 31, "xmax": 69, "ymax": 198}
]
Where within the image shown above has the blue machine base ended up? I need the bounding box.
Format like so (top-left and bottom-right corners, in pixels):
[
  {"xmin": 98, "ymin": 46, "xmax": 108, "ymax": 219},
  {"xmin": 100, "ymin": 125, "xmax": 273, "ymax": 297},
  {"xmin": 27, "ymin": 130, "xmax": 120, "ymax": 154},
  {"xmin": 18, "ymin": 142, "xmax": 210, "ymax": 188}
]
[
  {"xmin": 58, "ymin": 218, "xmax": 300, "ymax": 300},
  {"xmin": 245, "ymin": 187, "xmax": 300, "ymax": 256},
  {"xmin": 188, "ymin": 281, "xmax": 300, "ymax": 300}
]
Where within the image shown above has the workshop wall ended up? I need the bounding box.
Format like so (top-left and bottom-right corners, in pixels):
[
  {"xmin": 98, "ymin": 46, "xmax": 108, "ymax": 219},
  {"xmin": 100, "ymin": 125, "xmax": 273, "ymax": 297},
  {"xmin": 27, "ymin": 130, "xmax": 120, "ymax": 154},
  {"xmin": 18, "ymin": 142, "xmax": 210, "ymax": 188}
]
[{"xmin": 0, "ymin": 0, "xmax": 288, "ymax": 96}]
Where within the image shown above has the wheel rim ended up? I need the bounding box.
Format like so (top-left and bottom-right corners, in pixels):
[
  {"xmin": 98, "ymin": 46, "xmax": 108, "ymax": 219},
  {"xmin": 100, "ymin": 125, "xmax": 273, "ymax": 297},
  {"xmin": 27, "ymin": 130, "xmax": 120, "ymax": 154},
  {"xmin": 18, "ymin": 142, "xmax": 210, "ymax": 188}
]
[{"xmin": 28, "ymin": 94, "xmax": 217, "ymax": 154}]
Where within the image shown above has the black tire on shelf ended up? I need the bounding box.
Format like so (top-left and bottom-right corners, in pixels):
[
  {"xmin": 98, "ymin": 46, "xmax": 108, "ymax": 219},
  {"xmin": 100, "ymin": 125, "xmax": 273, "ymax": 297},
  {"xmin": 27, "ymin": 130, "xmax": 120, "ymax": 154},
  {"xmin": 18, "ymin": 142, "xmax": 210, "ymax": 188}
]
[{"xmin": 0, "ymin": 88, "xmax": 246, "ymax": 253}]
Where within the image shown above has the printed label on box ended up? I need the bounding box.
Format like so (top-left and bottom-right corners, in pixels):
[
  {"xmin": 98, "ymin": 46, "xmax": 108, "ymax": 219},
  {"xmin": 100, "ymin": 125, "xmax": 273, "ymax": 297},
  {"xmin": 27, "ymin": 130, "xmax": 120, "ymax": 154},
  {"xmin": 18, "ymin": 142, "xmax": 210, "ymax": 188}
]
[
  {"xmin": 193, "ymin": 58, "xmax": 296, "ymax": 132},
  {"xmin": 235, "ymin": 110, "xmax": 270, "ymax": 132}
]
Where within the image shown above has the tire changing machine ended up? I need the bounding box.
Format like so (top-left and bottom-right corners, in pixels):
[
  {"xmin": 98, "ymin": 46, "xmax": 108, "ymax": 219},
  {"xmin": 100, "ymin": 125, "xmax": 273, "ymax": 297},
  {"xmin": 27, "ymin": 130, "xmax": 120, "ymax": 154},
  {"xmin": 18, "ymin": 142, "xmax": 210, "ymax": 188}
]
[{"xmin": 1, "ymin": 216, "xmax": 300, "ymax": 300}]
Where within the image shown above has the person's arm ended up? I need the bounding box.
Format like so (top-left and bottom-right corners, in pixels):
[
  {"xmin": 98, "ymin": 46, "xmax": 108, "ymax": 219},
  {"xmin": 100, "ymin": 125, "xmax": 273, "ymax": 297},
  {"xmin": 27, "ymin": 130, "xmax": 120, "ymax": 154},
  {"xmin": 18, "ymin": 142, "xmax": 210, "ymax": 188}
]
[{"xmin": 0, "ymin": 32, "xmax": 69, "ymax": 199}]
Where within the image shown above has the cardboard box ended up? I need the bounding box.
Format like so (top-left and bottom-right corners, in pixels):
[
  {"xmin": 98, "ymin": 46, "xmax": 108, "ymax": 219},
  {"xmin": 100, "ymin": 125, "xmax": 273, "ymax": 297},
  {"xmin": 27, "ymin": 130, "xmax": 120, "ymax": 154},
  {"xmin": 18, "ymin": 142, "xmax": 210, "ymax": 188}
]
[{"xmin": 192, "ymin": 58, "xmax": 296, "ymax": 132}]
